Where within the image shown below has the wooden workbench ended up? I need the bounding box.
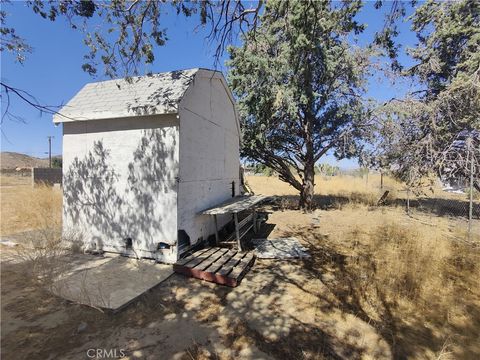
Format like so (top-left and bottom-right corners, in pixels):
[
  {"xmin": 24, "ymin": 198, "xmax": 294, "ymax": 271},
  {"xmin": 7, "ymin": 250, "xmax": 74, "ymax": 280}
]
[{"xmin": 201, "ymin": 195, "xmax": 269, "ymax": 251}]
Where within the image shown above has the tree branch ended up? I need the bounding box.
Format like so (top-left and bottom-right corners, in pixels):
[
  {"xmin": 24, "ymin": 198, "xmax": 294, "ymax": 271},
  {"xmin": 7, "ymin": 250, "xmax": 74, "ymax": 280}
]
[{"xmin": 1, "ymin": 82, "xmax": 76, "ymax": 123}]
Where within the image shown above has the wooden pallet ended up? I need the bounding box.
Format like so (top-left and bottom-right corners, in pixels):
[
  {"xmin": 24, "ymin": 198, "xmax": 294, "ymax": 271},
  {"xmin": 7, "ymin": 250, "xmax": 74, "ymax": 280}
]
[{"xmin": 173, "ymin": 247, "xmax": 255, "ymax": 287}]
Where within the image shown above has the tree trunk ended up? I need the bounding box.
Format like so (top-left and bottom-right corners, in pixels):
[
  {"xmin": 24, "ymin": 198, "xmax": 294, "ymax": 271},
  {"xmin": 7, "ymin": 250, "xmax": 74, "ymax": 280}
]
[
  {"xmin": 298, "ymin": 62, "xmax": 316, "ymax": 212},
  {"xmin": 299, "ymin": 160, "xmax": 315, "ymax": 211}
]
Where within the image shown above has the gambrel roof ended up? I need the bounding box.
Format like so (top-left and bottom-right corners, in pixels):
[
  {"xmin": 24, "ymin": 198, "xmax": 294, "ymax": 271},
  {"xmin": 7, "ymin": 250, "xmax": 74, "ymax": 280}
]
[{"xmin": 53, "ymin": 68, "xmax": 201, "ymax": 123}]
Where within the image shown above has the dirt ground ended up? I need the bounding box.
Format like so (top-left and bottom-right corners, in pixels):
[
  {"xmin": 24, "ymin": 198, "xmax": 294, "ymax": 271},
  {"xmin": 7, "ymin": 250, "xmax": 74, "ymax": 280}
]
[{"xmin": 1, "ymin": 175, "xmax": 479, "ymax": 359}]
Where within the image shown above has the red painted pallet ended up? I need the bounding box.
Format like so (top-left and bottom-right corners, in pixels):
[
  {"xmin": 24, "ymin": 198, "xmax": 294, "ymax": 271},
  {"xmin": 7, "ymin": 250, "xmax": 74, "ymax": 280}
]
[{"xmin": 173, "ymin": 247, "xmax": 255, "ymax": 287}]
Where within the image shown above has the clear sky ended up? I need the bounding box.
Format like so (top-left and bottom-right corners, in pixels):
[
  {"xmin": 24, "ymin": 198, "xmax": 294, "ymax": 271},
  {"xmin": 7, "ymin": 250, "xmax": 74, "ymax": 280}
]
[{"xmin": 1, "ymin": 1, "xmax": 418, "ymax": 169}]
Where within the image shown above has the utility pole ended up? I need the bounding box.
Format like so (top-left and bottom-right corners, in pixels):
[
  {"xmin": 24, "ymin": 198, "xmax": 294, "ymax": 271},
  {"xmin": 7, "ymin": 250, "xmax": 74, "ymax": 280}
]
[
  {"xmin": 467, "ymin": 136, "xmax": 474, "ymax": 241},
  {"xmin": 47, "ymin": 136, "xmax": 54, "ymax": 168}
]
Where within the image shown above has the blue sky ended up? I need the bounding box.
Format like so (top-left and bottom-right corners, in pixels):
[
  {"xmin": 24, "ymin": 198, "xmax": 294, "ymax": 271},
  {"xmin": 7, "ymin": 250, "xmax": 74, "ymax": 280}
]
[{"xmin": 1, "ymin": 1, "xmax": 418, "ymax": 169}]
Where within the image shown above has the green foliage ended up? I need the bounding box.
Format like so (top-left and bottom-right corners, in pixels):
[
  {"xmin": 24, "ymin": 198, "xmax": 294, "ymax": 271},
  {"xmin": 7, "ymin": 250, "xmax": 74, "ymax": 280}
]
[
  {"xmin": 5, "ymin": 1, "xmax": 262, "ymax": 79},
  {"xmin": 0, "ymin": 1, "xmax": 32, "ymax": 63},
  {"xmin": 367, "ymin": 0, "xmax": 480, "ymax": 187},
  {"xmin": 253, "ymin": 164, "xmax": 275, "ymax": 177},
  {"xmin": 228, "ymin": 0, "xmax": 371, "ymax": 208},
  {"xmin": 51, "ymin": 157, "xmax": 62, "ymax": 169},
  {"xmin": 371, "ymin": 0, "xmax": 408, "ymax": 71},
  {"xmin": 352, "ymin": 167, "xmax": 369, "ymax": 179},
  {"xmin": 408, "ymin": 0, "xmax": 480, "ymax": 97},
  {"xmin": 316, "ymin": 164, "xmax": 340, "ymax": 177},
  {"xmin": 20, "ymin": 0, "xmax": 202, "ymax": 77}
]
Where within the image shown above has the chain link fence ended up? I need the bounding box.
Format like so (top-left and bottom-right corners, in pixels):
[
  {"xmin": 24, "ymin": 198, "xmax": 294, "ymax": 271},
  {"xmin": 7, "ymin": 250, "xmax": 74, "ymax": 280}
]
[{"xmin": 377, "ymin": 177, "xmax": 479, "ymax": 242}]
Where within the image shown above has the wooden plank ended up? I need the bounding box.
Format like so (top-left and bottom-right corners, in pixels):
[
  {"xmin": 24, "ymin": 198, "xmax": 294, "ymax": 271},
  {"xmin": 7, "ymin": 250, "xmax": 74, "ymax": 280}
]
[
  {"xmin": 234, "ymin": 213, "xmax": 241, "ymax": 251},
  {"xmin": 225, "ymin": 231, "xmax": 236, "ymax": 242},
  {"xmin": 225, "ymin": 220, "xmax": 254, "ymax": 242},
  {"xmin": 201, "ymin": 195, "xmax": 269, "ymax": 215},
  {"xmin": 224, "ymin": 254, "xmax": 255, "ymax": 287},
  {"xmin": 173, "ymin": 248, "xmax": 221, "ymax": 275},
  {"xmin": 212, "ymin": 252, "xmax": 253, "ymax": 287},
  {"xmin": 192, "ymin": 248, "xmax": 229, "ymax": 271},
  {"xmin": 228, "ymin": 253, "xmax": 255, "ymax": 280},
  {"xmin": 178, "ymin": 250, "xmax": 237, "ymax": 284},
  {"xmin": 175, "ymin": 247, "xmax": 210, "ymax": 266},
  {"xmin": 207, "ymin": 250, "xmax": 237, "ymax": 274},
  {"xmin": 184, "ymin": 247, "xmax": 222, "ymax": 269},
  {"xmin": 216, "ymin": 252, "xmax": 246, "ymax": 276},
  {"xmin": 199, "ymin": 251, "xmax": 244, "ymax": 285},
  {"xmin": 239, "ymin": 223, "xmax": 254, "ymax": 239},
  {"xmin": 214, "ymin": 214, "xmax": 219, "ymax": 245},
  {"xmin": 173, "ymin": 248, "xmax": 255, "ymax": 287},
  {"xmin": 377, "ymin": 190, "xmax": 390, "ymax": 205}
]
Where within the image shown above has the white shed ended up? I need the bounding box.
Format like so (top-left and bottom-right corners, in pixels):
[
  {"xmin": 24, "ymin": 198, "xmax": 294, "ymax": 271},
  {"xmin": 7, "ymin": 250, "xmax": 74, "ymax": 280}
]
[{"xmin": 54, "ymin": 68, "xmax": 241, "ymax": 263}]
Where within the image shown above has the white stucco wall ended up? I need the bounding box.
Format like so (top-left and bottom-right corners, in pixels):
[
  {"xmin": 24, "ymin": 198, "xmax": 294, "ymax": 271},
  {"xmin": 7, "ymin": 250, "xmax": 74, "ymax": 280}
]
[
  {"xmin": 177, "ymin": 72, "xmax": 241, "ymax": 251},
  {"xmin": 62, "ymin": 115, "xmax": 179, "ymax": 263}
]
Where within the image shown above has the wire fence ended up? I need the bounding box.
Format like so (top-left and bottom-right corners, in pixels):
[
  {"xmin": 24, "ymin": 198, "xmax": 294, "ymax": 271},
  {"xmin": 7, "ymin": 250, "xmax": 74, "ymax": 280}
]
[
  {"xmin": 357, "ymin": 168, "xmax": 479, "ymax": 242},
  {"xmin": 373, "ymin": 177, "xmax": 479, "ymax": 243}
]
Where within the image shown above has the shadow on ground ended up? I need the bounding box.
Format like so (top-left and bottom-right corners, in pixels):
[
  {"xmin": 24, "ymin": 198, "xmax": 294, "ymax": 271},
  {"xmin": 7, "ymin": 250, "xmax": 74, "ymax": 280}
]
[
  {"xmin": 2, "ymin": 211, "xmax": 479, "ymax": 359},
  {"xmin": 275, "ymin": 223, "xmax": 480, "ymax": 360},
  {"xmin": 1, "ymin": 253, "xmax": 365, "ymax": 359}
]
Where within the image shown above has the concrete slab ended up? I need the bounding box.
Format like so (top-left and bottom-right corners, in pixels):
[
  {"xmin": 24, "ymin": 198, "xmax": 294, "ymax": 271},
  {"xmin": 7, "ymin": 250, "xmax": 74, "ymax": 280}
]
[
  {"xmin": 251, "ymin": 237, "xmax": 310, "ymax": 259},
  {"xmin": 52, "ymin": 254, "xmax": 173, "ymax": 311}
]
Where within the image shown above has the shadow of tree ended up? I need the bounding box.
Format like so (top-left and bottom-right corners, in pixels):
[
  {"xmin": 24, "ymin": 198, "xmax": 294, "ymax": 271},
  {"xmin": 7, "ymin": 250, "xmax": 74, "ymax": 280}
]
[
  {"xmin": 125, "ymin": 127, "xmax": 178, "ymax": 250},
  {"xmin": 7, "ymin": 224, "xmax": 477, "ymax": 359},
  {"xmin": 125, "ymin": 69, "xmax": 195, "ymax": 116},
  {"xmin": 0, "ymin": 255, "xmax": 366, "ymax": 359},
  {"xmin": 63, "ymin": 126, "xmax": 178, "ymax": 255},
  {"xmin": 272, "ymin": 225, "xmax": 480, "ymax": 359},
  {"xmin": 63, "ymin": 141, "xmax": 123, "ymax": 243}
]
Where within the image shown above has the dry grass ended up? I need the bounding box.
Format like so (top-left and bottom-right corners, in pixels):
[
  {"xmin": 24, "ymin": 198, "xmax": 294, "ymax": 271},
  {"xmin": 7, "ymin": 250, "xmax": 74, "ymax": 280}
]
[
  {"xmin": 252, "ymin": 173, "xmax": 480, "ymax": 358},
  {"xmin": 246, "ymin": 173, "xmax": 472, "ymax": 202},
  {"xmin": 266, "ymin": 206, "xmax": 480, "ymax": 358},
  {"xmin": 0, "ymin": 175, "xmax": 62, "ymax": 236},
  {"xmin": 247, "ymin": 174, "xmax": 480, "ymax": 236},
  {"xmin": 352, "ymin": 222, "xmax": 479, "ymax": 358},
  {"xmin": 1, "ymin": 173, "xmax": 478, "ymax": 359},
  {"xmin": 1, "ymin": 175, "xmax": 69, "ymax": 286},
  {"xmin": 349, "ymin": 219, "xmax": 479, "ymax": 315},
  {"xmin": 371, "ymin": 223, "xmax": 449, "ymax": 300},
  {"xmin": 247, "ymin": 173, "xmax": 403, "ymax": 197}
]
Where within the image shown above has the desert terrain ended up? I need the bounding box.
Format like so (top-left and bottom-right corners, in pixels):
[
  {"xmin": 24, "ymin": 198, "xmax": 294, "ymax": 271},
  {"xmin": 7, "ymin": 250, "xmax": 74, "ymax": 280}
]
[{"xmin": 1, "ymin": 174, "xmax": 479, "ymax": 359}]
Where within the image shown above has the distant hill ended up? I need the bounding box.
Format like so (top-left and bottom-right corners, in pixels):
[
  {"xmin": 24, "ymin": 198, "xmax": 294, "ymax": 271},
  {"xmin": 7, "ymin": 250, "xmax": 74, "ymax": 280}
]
[{"xmin": 0, "ymin": 152, "xmax": 58, "ymax": 169}]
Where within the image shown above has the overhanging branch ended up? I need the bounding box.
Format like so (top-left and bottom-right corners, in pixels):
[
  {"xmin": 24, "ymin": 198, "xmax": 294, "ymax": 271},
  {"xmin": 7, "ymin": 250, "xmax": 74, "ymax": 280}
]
[{"xmin": 1, "ymin": 82, "xmax": 76, "ymax": 123}]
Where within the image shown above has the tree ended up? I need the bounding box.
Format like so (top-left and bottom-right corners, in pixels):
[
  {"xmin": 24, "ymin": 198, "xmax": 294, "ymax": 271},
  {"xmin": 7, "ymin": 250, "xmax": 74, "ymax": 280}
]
[
  {"xmin": 1, "ymin": 0, "xmax": 263, "ymax": 121},
  {"xmin": 2, "ymin": 0, "xmax": 401, "ymax": 122},
  {"xmin": 367, "ymin": 0, "xmax": 480, "ymax": 188},
  {"xmin": 316, "ymin": 163, "xmax": 340, "ymax": 177},
  {"xmin": 228, "ymin": 0, "xmax": 370, "ymax": 210},
  {"xmin": 1, "ymin": 0, "xmax": 264, "ymax": 78},
  {"xmin": 51, "ymin": 157, "xmax": 62, "ymax": 168}
]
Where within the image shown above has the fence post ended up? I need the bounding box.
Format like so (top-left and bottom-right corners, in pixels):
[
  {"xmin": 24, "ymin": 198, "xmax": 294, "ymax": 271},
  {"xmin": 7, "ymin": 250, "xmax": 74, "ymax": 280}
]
[
  {"xmin": 407, "ymin": 187, "xmax": 410, "ymax": 215},
  {"xmin": 468, "ymin": 144, "xmax": 474, "ymax": 241}
]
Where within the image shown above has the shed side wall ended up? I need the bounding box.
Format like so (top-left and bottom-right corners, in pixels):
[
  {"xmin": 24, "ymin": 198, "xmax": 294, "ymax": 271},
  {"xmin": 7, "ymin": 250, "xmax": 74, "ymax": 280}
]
[
  {"xmin": 177, "ymin": 74, "xmax": 240, "ymax": 249},
  {"xmin": 62, "ymin": 115, "xmax": 179, "ymax": 263}
]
